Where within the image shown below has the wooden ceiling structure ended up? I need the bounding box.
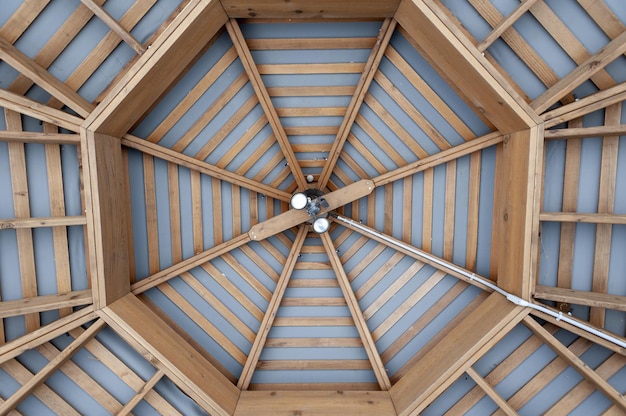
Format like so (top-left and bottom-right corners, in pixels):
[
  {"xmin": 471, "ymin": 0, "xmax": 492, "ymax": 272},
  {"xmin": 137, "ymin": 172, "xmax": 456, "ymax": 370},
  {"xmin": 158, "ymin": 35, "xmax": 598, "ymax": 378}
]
[{"xmin": 0, "ymin": 0, "xmax": 625, "ymax": 414}]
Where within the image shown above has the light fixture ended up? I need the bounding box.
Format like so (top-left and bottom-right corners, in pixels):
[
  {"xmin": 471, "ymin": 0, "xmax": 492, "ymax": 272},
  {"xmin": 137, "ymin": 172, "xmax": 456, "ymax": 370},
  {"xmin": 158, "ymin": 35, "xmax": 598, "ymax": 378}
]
[{"xmin": 290, "ymin": 190, "xmax": 331, "ymax": 233}]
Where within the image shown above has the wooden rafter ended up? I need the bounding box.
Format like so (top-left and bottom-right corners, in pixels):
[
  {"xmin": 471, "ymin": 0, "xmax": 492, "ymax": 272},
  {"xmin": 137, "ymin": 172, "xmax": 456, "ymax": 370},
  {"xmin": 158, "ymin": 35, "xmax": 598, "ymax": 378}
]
[
  {"xmin": 226, "ymin": 19, "xmax": 307, "ymax": 190},
  {"xmin": 238, "ymin": 226, "xmax": 307, "ymax": 390},
  {"xmin": 476, "ymin": 0, "xmax": 540, "ymax": 52},
  {"xmin": 534, "ymin": 286, "xmax": 626, "ymax": 313},
  {"xmin": 321, "ymin": 232, "xmax": 391, "ymax": 391},
  {"xmin": 318, "ymin": 18, "xmax": 396, "ymax": 188},
  {"xmin": 122, "ymin": 134, "xmax": 291, "ymax": 202},
  {"xmin": 117, "ymin": 369, "xmax": 164, "ymax": 416},
  {"xmin": 0, "ymin": 319, "xmax": 105, "ymax": 414},
  {"xmin": 0, "ymin": 88, "xmax": 82, "ymax": 132},
  {"xmin": 0, "ymin": 36, "xmax": 94, "ymax": 117},
  {"xmin": 465, "ymin": 367, "xmax": 517, "ymax": 416},
  {"xmin": 99, "ymin": 294, "xmax": 240, "ymax": 416},
  {"xmin": 523, "ymin": 316, "xmax": 626, "ymax": 413},
  {"xmin": 0, "ymin": 290, "xmax": 92, "ymax": 319},
  {"xmin": 78, "ymin": 0, "xmax": 146, "ymax": 55}
]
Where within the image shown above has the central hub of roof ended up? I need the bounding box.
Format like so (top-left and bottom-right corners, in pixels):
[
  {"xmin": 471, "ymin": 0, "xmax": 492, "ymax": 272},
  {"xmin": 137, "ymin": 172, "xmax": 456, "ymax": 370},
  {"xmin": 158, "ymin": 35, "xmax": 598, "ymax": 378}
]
[{"xmin": 290, "ymin": 189, "xmax": 330, "ymax": 233}]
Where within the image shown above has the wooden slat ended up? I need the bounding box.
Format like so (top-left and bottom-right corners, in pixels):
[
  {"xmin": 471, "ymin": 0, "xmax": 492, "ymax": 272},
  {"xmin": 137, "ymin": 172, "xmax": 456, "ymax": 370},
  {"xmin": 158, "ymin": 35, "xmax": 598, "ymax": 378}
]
[
  {"xmin": 0, "ymin": 131, "xmax": 79, "ymax": 144},
  {"xmin": 0, "ymin": 37, "xmax": 94, "ymax": 117},
  {"xmin": 82, "ymin": 129, "xmax": 130, "ymax": 307},
  {"xmin": 531, "ymin": 29, "xmax": 626, "ymax": 114},
  {"xmin": 390, "ymin": 293, "xmax": 526, "ymax": 416},
  {"xmin": 221, "ymin": 0, "xmax": 401, "ymax": 18},
  {"xmin": 226, "ymin": 19, "xmax": 307, "ymax": 190},
  {"xmin": 477, "ymin": 0, "xmax": 540, "ymax": 52},
  {"xmin": 143, "ymin": 154, "xmax": 160, "ymax": 275},
  {"xmin": 86, "ymin": 0, "xmax": 228, "ymax": 136},
  {"xmin": 523, "ymin": 316, "xmax": 626, "ymax": 412},
  {"xmin": 257, "ymin": 63, "xmax": 365, "ymax": 74},
  {"xmin": 322, "ymin": 232, "xmax": 391, "ymax": 390},
  {"xmin": 540, "ymin": 212, "xmax": 626, "ymax": 225},
  {"xmin": 0, "ymin": 306, "xmax": 96, "ymax": 365},
  {"xmin": 534, "ymin": 286, "xmax": 626, "ymax": 312},
  {"xmin": 0, "ymin": 290, "xmax": 92, "ymax": 319},
  {"xmin": 545, "ymin": 125, "xmax": 626, "ymax": 140},
  {"xmin": 466, "ymin": 367, "xmax": 517, "ymax": 416},
  {"xmin": 494, "ymin": 126, "xmax": 544, "ymax": 299},
  {"xmin": 0, "ymin": 0, "xmax": 50, "ymax": 43},
  {"xmin": 100, "ymin": 294, "xmax": 240, "ymax": 415},
  {"xmin": 6, "ymin": 110, "xmax": 39, "ymax": 332},
  {"xmin": 79, "ymin": 0, "xmax": 146, "ymax": 55},
  {"xmin": 234, "ymin": 390, "xmax": 396, "ymax": 416},
  {"xmin": 395, "ymin": 0, "xmax": 539, "ymax": 133},
  {"xmin": 247, "ymin": 37, "xmax": 377, "ymax": 50},
  {"xmin": 117, "ymin": 369, "xmax": 164, "ymax": 416},
  {"xmin": 267, "ymin": 85, "xmax": 355, "ymax": 97},
  {"xmin": 0, "ymin": 319, "xmax": 105, "ymax": 414},
  {"xmin": 273, "ymin": 317, "xmax": 354, "ymax": 326},
  {"xmin": 0, "ymin": 88, "xmax": 82, "ymax": 132},
  {"xmin": 0, "ymin": 216, "xmax": 86, "ymax": 229}
]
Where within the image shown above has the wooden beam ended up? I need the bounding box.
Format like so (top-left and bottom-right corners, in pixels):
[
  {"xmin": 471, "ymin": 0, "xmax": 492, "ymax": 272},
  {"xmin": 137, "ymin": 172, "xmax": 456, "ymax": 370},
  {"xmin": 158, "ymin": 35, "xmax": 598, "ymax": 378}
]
[
  {"xmin": 523, "ymin": 316, "xmax": 626, "ymax": 412},
  {"xmin": 318, "ymin": 18, "xmax": 396, "ymax": 188},
  {"xmin": 0, "ymin": 88, "xmax": 82, "ymax": 132},
  {"xmin": 220, "ymin": 0, "xmax": 401, "ymax": 18},
  {"xmin": 477, "ymin": 0, "xmax": 540, "ymax": 52},
  {"xmin": 99, "ymin": 294, "xmax": 240, "ymax": 415},
  {"xmin": 466, "ymin": 367, "xmax": 517, "ymax": 416},
  {"xmin": 86, "ymin": 0, "xmax": 228, "ymax": 136},
  {"xmin": 234, "ymin": 391, "xmax": 397, "ymax": 416},
  {"xmin": 321, "ymin": 232, "xmax": 392, "ymax": 391},
  {"xmin": 0, "ymin": 36, "xmax": 94, "ymax": 118},
  {"xmin": 0, "ymin": 216, "xmax": 86, "ymax": 230},
  {"xmin": 543, "ymin": 81, "xmax": 626, "ymax": 129},
  {"xmin": 531, "ymin": 29, "xmax": 626, "ymax": 114},
  {"xmin": 130, "ymin": 233, "xmax": 251, "ymax": 294},
  {"xmin": 121, "ymin": 134, "xmax": 290, "ymax": 202},
  {"xmin": 374, "ymin": 132, "xmax": 504, "ymax": 187},
  {"xmin": 494, "ymin": 126, "xmax": 544, "ymax": 299},
  {"xmin": 78, "ymin": 0, "xmax": 146, "ymax": 55},
  {"xmin": 390, "ymin": 293, "xmax": 526, "ymax": 416},
  {"xmin": 0, "ymin": 319, "xmax": 105, "ymax": 414},
  {"xmin": 248, "ymin": 179, "xmax": 374, "ymax": 241},
  {"xmin": 534, "ymin": 286, "xmax": 626, "ymax": 312},
  {"xmin": 0, "ymin": 290, "xmax": 92, "ymax": 319},
  {"xmin": 0, "ymin": 306, "xmax": 96, "ymax": 365},
  {"xmin": 81, "ymin": 129, "xmax": 130, "ymax": 308},
  {"xmin": 545, "ymin": 125, "xmax": 626, "ymax": 140},
  {"xmin": 0, "ymin": 131, "xmax": 79, "ymax": 144},
  {"xmin": 394, "ymin": 0, "xmax": 539, "ymax": 133},
  {"xmin": 117, "ymin": 369, "xmax": 164, "ymax": 416},
  {"xmin": 226, "ymin": 19, "xmax": 306, "ymax": 190},
  {"xmin": 238, "ymin": 226, "xmax": 307, "ymax": 390},
  {"xmin": 540, "ymin": 212, "xmax": 626, "ymax": 225}
]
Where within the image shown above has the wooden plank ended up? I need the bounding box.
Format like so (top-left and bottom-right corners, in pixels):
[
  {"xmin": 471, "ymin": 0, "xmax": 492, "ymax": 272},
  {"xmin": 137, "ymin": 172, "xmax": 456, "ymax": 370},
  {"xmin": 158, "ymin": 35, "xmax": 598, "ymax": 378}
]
[
  {"xmin": 322, "ymin": 232, "xmax": 392, "ymax": 390},
  {"xmin": 235, "ymin": 390, "xmax": 396, "ymax": 416},
  {"xmin": 0, "ymin": 306, "xmax": 96, "ymax": 365},
  {"xmin": 578, "ymin": 0, "xmax": 625, "ymax": 40},
  {"xmin": 221, "ymin": 0, "xmax": 400, "ymax": 18},
  {"xmin": 264, "ymin": 338, "xmax": 362, "ymax": 348},
  {"xmin": 531, "ymin": 29, "xmax": 626, "ymax": 114},
  {"xmin": 494, "ymin": 126, "xmax": 544, "ymax": 299},
  {"xmin": 0, "ymin": 0, "xmax": 50, "ymax": 43},
  {"xmin": 422, "ymin": 167, "xmax": 434, "ymax": 253},
  {"xmin": 6, "ymin": 110, "xmax": 39, "ymax": 332},
  {"xmin": 542, "ymin": 81, "xmax": 626, "ymax": 128},
  {"xmin": 86, "ymin": 0, "xmax": 228, "ymax": 136},
  {"xmin": 545, "ymin": 125, "xmax": 626, "ymax": 140},
  {"xmin": 100, "ymin": 294, "xmax": 240, "ymax": 415},
  {"xmin": 0, "ymin": 88, "xmax": 82, "ymax": 132},
  {"xmin": 0, "ymin": 216, "xmax": 86, "ymax": 229},
  {"xmin": 0, "ymin": 131, "xmax": 79, "ymax": 144},
  {"xmin": 477, "ymin": 0, "xmax": 540, "ymax": 52},
  {"xmin": 591, "ymin": 102, "xmax": 621, "ymax": 328},
  {"xmin": 130, "ymin": 233, "xmax": 250, "ymax": 294},
  {"xmin": 523, "ymin": 316, "xmax": 626, "ymax": 412},
  {"xmin": 390, "ymin": 293, "xmax": 526, "ymax": 416},
  {"xmin": 0, "ymin": 290, "xmax": 92, "ymax": 319},
  {"xmin": 540, "ymin": 212, "xmax": 626, "ymax": 225},
  {"xmin": 122, "ymin": 134, "xmax": 290, "ymax": 202},
  {"xmin": 466, "ymin": 367, "xmax": 517, "ymax": 416},
  {"xmin": 247, "ymin": 383, "xmax": 380, "ymax": 392},
  {"xmin": 79, "ymin": 0, "xmax": 146, "ymax": 54},
  {"xmin": 226, "ymin": 19, "xmax": 306, "ymax": 190},
  {"xmin": 395, "ymin": 0, "xmax": 539, "ymax": 133},
  {"xmin": 247, "ymin": 37, "xmax": 377, "ymax": 50},
  {"xmin": 82, "ymin": 129, "xmax": 130, "ymax": 307},
  {"xmin": 534, "ymin": 286, "xmax": 626, "ymax": 312},
  {"xmin": 0, "ymin": 319, "xmax": 105, "ymax": 414},
  {"xmin": 142, "ymin": 154, "xmax": 160, "ymax": 275},
  {"xmin": 373, "ymin": 131, "xmax": 504, "ymax": 187},
  {"xmin": 248, "ymin": 179, "xmax": 374, "ymax": 241},
  {"xmin": 239, "ymin": 226, "xmax": 307, "ymax": 389},
  {"xmin": 0, "ymin": 36, "xmax": 94, "ymax": 117},
  {"xmin": 257, "ymin": 63, "xmax": 365, "ymax": 74},
  {"xmin": 267, "ymin": 86, "xmax": 355, "ymax": 97},
  {"xmin": 466, "ymin": 152, "xmax": 480, "ymax": 271},
  {"xmin": 117, "ymin": 369, "xmax": 164, "ymax": 416}
]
